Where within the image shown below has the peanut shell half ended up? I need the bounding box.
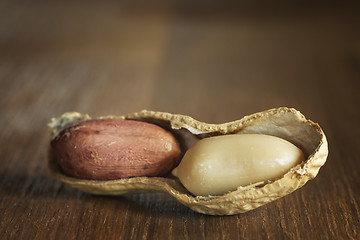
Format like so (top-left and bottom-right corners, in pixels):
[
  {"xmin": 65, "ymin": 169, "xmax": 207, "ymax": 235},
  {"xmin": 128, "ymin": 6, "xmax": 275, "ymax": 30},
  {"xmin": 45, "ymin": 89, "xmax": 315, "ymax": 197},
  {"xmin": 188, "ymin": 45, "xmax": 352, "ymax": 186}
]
[{"xmin": 47, "ymin": 107, "xmax": 328, "ymax": 215}]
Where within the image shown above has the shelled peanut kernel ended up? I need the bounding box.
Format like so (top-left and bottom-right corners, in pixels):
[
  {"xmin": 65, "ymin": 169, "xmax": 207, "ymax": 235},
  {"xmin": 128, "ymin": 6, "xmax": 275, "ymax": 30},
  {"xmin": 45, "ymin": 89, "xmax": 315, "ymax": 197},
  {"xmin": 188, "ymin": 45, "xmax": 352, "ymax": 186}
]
[{"xmin": 172, "ymin": 134, "xmax": 305, "ymax": 196}]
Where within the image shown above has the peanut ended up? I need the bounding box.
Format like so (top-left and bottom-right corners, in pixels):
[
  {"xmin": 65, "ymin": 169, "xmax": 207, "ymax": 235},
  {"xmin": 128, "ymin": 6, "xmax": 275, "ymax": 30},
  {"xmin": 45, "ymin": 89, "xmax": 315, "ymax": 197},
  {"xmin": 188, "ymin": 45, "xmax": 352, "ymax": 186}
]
[
  {"xmin": 172, "ymin": 134, "xmax": 305, "ymax": 196},
  {"xmin": 51, "ymin": 119, "xmax": 181, "ymax": 180}
]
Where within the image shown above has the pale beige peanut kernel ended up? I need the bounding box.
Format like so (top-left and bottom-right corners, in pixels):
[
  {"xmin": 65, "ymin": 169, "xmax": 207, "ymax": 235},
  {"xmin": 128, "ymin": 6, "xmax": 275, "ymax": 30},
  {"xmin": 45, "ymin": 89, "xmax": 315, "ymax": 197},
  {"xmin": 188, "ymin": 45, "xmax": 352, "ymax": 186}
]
[{"xmin": 172, "ymin": 134, "xmax": 305, "ymax": 196}]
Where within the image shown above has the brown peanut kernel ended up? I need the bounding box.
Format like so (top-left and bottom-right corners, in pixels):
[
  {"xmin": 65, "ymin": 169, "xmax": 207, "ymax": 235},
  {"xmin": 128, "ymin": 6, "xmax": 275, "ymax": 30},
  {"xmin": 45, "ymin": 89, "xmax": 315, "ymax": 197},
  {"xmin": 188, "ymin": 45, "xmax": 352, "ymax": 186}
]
[{"xmin": 51, "ymin": 119, "xmax": 182, "ymax": 180}]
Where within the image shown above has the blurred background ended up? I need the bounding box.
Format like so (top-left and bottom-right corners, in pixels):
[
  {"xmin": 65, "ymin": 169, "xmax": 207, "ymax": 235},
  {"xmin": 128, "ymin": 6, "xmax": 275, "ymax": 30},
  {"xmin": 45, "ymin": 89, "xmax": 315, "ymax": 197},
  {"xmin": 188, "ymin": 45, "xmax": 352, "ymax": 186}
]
[
  {"xmin": 0, "ymin": 0, "xmax": 359, "ymax": 239},
  {"xmin": 1, "ymin": 0, "xmax": 359, "ymax": 121}
]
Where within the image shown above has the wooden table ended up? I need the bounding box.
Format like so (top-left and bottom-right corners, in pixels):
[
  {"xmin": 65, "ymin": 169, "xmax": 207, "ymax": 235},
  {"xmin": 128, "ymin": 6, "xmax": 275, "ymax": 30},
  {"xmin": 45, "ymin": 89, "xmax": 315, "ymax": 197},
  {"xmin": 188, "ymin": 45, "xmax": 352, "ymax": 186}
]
[{"xmin": 1, "ymin": 1, "xmax": 359, "ymax": 239}]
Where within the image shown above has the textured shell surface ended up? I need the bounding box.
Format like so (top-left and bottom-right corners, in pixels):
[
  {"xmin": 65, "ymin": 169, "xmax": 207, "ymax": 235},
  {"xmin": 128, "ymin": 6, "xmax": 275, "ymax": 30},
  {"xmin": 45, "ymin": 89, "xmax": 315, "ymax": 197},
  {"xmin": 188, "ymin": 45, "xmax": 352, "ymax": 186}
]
[{"xmin": 48, "ymin": 107, "xmax": 328, "ymax": 215}]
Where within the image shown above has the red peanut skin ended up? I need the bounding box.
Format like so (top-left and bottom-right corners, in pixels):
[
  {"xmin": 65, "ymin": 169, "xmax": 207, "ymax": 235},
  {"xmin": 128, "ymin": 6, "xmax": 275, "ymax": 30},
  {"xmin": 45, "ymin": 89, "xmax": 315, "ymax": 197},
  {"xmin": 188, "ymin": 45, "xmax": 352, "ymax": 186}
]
[{"xmin": 51, "ymin": 119, "xmax": 182, "ymax": 180}]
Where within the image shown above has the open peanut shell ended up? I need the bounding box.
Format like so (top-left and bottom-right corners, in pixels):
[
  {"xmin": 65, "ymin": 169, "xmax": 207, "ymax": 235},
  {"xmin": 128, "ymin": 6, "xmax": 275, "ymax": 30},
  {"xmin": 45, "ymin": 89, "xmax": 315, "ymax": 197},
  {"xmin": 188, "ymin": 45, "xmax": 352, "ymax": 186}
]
[{"xmin": 47, "ymin": 107, "xmax": 328, "ymax": 215}]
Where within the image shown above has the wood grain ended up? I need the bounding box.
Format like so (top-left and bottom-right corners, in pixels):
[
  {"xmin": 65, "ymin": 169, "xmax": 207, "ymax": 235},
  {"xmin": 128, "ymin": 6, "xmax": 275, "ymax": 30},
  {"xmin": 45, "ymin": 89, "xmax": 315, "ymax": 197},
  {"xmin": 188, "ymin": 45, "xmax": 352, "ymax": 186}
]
[{"xmin": 0, "ymin": 1, "xmax": 359, "ymax": 239}]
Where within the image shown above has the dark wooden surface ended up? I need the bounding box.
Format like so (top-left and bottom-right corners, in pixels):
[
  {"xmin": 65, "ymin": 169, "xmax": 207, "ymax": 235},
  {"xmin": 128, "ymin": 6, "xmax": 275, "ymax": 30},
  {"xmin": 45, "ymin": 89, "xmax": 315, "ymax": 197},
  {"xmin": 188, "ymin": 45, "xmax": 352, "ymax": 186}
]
[{"xmin": 1, "ymin": 1, "xmax": 359, "ymax": 239}]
